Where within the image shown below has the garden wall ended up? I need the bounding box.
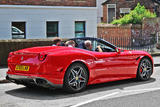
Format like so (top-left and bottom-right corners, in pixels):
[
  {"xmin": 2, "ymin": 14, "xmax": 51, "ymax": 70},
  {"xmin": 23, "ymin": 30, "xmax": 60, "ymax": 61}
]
[
  {"xmin": 0, "ymin": 39, "xmax": 55, "ymax": 66},
  {"xmin": 97, "ymin": 24, "xmax": 142, "ymax": 46},
  {"xmin": 142, "ymin": 18, "xmax": 160, "ymax": 37},
  {"xmin": 97, "ymin": 18, "xmax": 160, "ymax": 47}
]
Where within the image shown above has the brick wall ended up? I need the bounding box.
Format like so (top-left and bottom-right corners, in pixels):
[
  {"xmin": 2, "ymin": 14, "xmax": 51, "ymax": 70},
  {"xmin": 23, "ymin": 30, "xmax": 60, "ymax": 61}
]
[
  {"xmin": 142, "ymin": 18, "xmax": 160, "ymax": 37},
  {"xmin": 98, "ymin": 18, "xmax": 160, "ymax": 47},
  {"xmin": 98, "ymin": 24, "xmax": 132, "ymax": 38},
  {"xmin": 0, "ymin": 0, "xmax": 96, "ymax": 7},
  {"xmin": 131, "ymin": 24, "xmax": 142, "ymax": 46},
  {"xmin": 102, "ymin": 4, "xmax": 107, "ymax": 23},
  {"xmin": 97, "ymin": 24, "xmax": 132, "ymax": 46},
  {"xmin": 142, "ymin": 18, "xmax": 160, "ymax": 45}
]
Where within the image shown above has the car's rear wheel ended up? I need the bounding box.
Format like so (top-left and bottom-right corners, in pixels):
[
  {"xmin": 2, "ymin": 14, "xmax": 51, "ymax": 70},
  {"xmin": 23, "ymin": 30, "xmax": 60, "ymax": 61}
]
[
  {"xmin": 63, "ymin": 63, "xmax": 88, "ymax": 93},
  {"xmin": 137, "ymin": 58, "xmax": 153, "ymax": 81}
]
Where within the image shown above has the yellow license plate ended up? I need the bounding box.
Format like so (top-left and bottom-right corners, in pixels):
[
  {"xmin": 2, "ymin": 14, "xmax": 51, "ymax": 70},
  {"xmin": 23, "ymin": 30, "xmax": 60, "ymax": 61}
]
[{"xmin": 15, "ymin": 65, "xmax": 30, "ymax": 71}]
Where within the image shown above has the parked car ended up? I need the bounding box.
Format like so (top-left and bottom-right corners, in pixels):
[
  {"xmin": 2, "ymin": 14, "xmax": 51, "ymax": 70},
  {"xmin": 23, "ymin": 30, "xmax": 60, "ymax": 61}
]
[
  {"xmin": 6, "ymin": 37, "xmax": 153, "ymax": 93},
  {"xmin": 12, "ymin": 26, "xmax": 25, "ymax": 39}
]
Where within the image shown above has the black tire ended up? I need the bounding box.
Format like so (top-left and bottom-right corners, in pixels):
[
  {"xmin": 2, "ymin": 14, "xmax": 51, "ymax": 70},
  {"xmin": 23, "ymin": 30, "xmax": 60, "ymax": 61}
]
[
  {"xmin": 136, "ymin": 58, "xmax": 153, "ymax": 81},
  {"xmin": 63, "ymin": 63, "xmax": 88, "ymax": 93}
]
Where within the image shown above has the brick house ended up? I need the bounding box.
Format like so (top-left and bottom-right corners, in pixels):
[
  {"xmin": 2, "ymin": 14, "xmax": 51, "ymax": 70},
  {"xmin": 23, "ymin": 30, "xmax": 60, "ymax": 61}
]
[
  {"xmin": 102, "ymin": 0, "xmax": 160, "ymax": 23},
  {"xmin": 0, "ymin": 0, "xmax": 97, "ymax": 39}
]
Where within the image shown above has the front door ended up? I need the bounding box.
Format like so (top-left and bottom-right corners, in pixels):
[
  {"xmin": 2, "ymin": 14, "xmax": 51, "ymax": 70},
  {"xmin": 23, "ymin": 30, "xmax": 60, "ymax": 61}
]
[
  {"xmin": 92, "ymin": 39, "xmax": 136, "ymax": 80},
  {"xmin": 93, "ymin": 51, "xmax": 137, "ymax": 81},
  {"xmin": 107, "ymin": 4, "xmax": 116, "ymax": 23},
  {"xmin": 93, "ymin": 52, "xmax": 119, "ymax": 79}
]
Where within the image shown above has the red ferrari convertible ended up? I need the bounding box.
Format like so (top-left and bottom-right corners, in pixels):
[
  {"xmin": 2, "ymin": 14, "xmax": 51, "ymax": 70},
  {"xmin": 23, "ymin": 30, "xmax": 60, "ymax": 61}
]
[{"xmin": 6, "ymin": 37, "xmax": 153, "ymax": 93}]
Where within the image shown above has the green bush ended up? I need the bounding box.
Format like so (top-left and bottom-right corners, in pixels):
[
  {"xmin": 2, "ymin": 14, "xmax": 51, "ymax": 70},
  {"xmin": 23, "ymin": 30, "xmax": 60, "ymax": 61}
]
[{"xmin": 111, "ymin": 3, "xmax": 156, "ymax": 25}]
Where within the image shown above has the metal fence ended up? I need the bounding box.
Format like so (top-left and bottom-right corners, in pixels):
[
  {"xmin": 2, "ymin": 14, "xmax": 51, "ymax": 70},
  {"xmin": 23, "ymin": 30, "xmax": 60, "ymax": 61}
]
[{"xmin": 103, "ymin": 36, "xmax": 157, "ymax": 52}]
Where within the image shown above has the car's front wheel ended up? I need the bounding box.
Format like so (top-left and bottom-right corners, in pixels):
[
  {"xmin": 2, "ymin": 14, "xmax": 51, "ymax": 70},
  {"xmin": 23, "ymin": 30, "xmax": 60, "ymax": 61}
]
[
  {"xmin": 63, "ymin": 63, "xmax": 88, "ymax": 93},
  {"xmin": 137, "ymin": 58, "xmax": 153, "ymax": 81}
]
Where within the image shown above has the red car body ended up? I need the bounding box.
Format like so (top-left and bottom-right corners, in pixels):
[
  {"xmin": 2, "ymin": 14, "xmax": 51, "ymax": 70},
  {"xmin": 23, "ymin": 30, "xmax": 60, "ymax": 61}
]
[{"xmin": 6, "ymin": 37, "xmax": 153, "ymax": 92}]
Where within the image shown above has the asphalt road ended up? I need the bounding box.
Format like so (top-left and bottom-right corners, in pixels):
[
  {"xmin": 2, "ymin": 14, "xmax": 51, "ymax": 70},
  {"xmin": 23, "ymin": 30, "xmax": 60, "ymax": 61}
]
[{"xmin": 0, "ymin": 67, "xmax": 160, "ymax": 107}]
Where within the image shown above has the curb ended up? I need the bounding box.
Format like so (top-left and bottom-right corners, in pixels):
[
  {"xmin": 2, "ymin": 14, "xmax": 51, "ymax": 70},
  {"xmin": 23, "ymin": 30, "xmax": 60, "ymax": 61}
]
[
  {"xmin": 150, "ymin": 53, "xmax": 160, "ymax": 56},
  {"xmin": 154, "ymin": 64, "xmax": 160, "ymax": 67},
  {"xmin": 0, "ymin": 79, "xmax": 10, "ymax": 84}
]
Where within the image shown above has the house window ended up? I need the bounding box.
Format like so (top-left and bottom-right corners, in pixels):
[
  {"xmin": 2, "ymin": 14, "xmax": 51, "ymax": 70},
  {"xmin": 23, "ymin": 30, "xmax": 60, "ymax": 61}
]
[
  {"xmin": 120, "ymin": 8, "xmax": 131, "ymax": 16},
  {"xmin": 12, "ymin": 22, "xmax": 26, "ymax": 39},
  {"xmin": 47, "ymin": 22, "xmax": 58, "ymax": 38},
  {"xmin": 75, "ymin": 21, "xmax": 85, "ymax": 38}
]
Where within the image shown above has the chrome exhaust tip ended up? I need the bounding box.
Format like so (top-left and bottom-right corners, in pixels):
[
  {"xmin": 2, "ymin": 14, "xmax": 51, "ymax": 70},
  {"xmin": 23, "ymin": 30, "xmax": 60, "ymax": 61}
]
[{"xmin": 34, "ymin": 78, "xmax": 47, "ymax": 86}]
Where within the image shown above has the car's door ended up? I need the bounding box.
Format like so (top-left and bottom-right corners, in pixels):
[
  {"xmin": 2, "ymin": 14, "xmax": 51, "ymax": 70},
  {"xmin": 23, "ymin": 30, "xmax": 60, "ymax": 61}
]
[
  {"xmin": 115, "ymin": 50, "xmax": 138, "ymax": 77},
  {"xmin": 92, "ymin": 39, "xmax": 136, "ymax": 80}
]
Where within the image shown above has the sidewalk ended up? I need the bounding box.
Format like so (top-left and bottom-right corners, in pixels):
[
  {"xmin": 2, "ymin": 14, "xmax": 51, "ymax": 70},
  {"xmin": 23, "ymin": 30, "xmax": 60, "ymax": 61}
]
[
  {"xmin": 0, "ymin": 66, "xmax": 9, "ymax": 83},
  {"xmin": 0, "ymin": 67, "xmax": 6, "ymax": 78},
  {"xmin": 153, "ymin": 56, "xmax": 160, "ymax": 66}
]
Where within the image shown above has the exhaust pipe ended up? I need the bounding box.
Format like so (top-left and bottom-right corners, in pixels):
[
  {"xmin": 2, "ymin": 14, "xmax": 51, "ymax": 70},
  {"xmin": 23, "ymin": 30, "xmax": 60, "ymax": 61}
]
[{"xmin": 34, "ymin": 78, "xmax": 47, "ymax": 86}]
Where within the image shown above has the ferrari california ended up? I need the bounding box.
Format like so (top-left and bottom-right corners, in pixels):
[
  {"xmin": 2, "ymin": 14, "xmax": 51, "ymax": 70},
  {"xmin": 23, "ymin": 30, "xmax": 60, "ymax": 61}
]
[{"xmin": 6, "ymin": 37, "xmax": 153, "ymax": 93}]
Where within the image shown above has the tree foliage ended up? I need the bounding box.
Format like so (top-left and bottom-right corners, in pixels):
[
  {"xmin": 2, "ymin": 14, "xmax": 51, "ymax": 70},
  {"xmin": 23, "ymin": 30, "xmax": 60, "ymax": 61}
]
[{"xmin": 111, "ymin": 3, "xmax": 156, "ymax": 25}]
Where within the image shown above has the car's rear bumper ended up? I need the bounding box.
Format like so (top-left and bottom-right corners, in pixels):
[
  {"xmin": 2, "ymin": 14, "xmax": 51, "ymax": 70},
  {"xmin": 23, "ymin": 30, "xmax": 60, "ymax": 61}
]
[{"xmin": 6, "ymin": 74, "xmax": 63, "ymax": 88}]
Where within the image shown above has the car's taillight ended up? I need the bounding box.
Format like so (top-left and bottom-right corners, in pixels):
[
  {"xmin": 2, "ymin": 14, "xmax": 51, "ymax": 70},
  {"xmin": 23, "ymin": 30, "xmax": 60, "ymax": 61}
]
[
  {"xmin": 39, "ymin": 52, "xmax": 47, "ymax": 61},
  {"xmin": 8, "ymin": 52, "xmax": 14, "ymax": 57}
]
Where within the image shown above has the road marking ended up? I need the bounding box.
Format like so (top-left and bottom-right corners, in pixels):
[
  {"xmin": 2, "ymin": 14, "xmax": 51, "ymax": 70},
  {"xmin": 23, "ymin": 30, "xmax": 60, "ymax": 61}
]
[
  {"xmin": 70, "ymin": 87, "xmax": 160, "ymax": 107},
  {"xmin": 123, "ymin": 87, "xmax": 160, "ymax": 93},
  {"xmin": 70, "ymin": 92, "xmax": 119, "ymax": 107}
]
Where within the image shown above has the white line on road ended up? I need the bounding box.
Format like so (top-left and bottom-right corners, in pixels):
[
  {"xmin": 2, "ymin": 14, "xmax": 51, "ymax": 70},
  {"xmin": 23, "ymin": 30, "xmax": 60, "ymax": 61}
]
[
  {"xmin": 70, "ymin": 92, "xmax": 120, "ymax": 107},
  {"xmin": 70, "ymin": 87, "xmax": 160, "ymax": 107},
  {"xmin": 123, "ymin": 87, "xmax": 160, "ymax": 93}
]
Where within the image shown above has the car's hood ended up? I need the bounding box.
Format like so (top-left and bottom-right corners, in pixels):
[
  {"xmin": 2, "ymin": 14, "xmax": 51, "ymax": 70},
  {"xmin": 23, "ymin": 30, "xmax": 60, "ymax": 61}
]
[{"xmin": 123, "ymin": 49, "xmax": 150, "ymax": 56}]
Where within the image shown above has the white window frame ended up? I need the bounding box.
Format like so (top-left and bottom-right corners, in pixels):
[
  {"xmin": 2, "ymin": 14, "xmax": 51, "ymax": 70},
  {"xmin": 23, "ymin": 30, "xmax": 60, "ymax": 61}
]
[
  {"xmin": 107, "ymin": 4, "xmax": 116, "ymax": 23},
  {"xmin": 120, "ymin": 8, "xmax": 131, "ymax": 14},
  {"xmin": 11, "ymin": 21, "xmax": 26, "ymax": 39},
  {"xmin": 46, "ymin": 21, "xmax": 59, "ymax": 38},
  {"xmin": 75, "ymin": 21, "xmax": 86, "ymax": 38}
]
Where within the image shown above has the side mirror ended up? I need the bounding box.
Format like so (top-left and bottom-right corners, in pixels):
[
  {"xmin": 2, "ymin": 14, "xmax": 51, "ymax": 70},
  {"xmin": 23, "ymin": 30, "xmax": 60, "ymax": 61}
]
[{"xmin": 116, "ymin": 48, "xmax": 121, "ymax": 54}]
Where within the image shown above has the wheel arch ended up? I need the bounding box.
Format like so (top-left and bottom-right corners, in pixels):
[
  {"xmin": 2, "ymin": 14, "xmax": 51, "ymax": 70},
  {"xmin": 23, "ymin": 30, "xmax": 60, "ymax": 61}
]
[
  {"xmin": 136, "ymin": 55, "xmax": 154, "ymax": 78},
  {"xmin": 139, "ymin": 56, "xmax": 153, "ymax": 67},
  {"xmin": 142, "ymin": 56, "xmax": 154, "ymax": 75},
  {"xmin": 63, "ymin": 60, "xmax": 90, "ymax": 84}
]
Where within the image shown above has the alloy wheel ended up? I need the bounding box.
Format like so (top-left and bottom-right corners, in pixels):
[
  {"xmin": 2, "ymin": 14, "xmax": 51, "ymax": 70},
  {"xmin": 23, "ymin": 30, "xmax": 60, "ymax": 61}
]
[
  {"xmin": 68, "ymin": 66, "xmax": 87, "ymax": 90},
  {"xmin": 139, "ymin": 58, "xmax": 152, "ymax": 80}
]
